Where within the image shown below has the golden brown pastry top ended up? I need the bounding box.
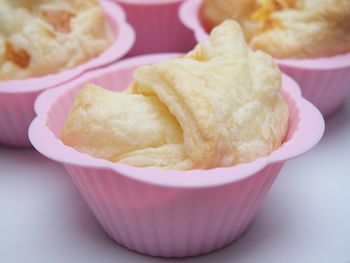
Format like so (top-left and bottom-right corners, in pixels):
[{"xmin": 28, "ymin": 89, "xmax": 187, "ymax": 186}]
[
  {"xmin": 61, "ymin": 21, "xmax": 289, "ymax": 170},
  {"xmin": 201, "ymin": 0, "xmax": 350, "ymax": 58},
  {"xmin": 0, "ymin": 0, "xmax": 113, "ymax": 80}
]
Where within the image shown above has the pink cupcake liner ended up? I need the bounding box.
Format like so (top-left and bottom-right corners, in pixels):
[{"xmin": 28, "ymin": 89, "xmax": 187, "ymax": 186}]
[
  {"xmin": 179, "ymin": 0, "xmax": 350, "ymax": 117},
  {"xmin": 0, "ymin": 0, "xmax": 135, "ymax": 147},
  {"xmin": 277, "ymin": 59, "xmax": 350, "ymax": 117},
  {"xmin": 29, "ymin": 53, "xmax": 324, "ymax": 258},
  {"xmin": 0, "ymin": 92, "xmax": 39, "ymax": 146},
  {"xmin": 108, "ymin": 0, "xmax": 196, "ymax": 56}
]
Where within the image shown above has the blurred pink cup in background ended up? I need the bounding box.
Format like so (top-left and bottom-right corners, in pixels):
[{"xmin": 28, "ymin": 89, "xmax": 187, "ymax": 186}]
[
  {"xmin": 179, "ymin": 0, "xmax": 350, "ymax": 117},
  {"xmin": 109, "ymin": 0, "xmax": 196, "ymax": 56},
  {"xmin": 0, "ymin": 1, "xmax": 135, "ymax": 147}
]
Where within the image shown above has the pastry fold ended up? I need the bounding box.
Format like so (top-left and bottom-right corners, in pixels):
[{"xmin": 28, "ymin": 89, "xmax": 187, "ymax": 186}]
[
  {"xmin": 61, "ymin": 20, "xmax": 289, "ymax": 170},
  {"xmin": 61, "ymin": 84, "xmax": 189, "ymax": 169}
]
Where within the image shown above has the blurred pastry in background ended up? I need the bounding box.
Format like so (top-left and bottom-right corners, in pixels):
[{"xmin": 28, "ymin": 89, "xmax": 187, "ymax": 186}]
[
  {"xmin": 201, "ymin": 0, "xmax": 350, "ymax": 58},
  {"xmin": 0, "ymin": 0, "xmax": 113, "ymax": 80}
]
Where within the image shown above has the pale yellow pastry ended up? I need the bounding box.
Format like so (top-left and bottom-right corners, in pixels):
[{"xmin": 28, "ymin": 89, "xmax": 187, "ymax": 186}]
[
  {"xmin": 201, "ymin": 0, "xmax": 350, "ymax": 58},
  {"xmin": 0, "ymin": 0, "xmax": 113, "ymax": 80},
  {"xmin": 61, "ymin": 84, "xmax": 192, "ymax": 170},
  {"xmin": 61, "ymin": 20, "xmax": 289, "ymax": 170}
]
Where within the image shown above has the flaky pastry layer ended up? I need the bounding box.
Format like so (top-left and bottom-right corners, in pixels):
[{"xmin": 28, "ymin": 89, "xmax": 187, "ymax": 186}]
[{"xmin": 61, "ymin": 21, "xmax": 289, "ymax": 170}]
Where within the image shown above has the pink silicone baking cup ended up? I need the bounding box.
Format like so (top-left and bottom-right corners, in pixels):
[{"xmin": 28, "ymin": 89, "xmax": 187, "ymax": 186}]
[
  {"xmin": 0, "ymin": 1, "xmax": 135, "ymax": 147},
  {"xmin": 108, "ymin": 0, "xmax": 196, "ymax": 56},
  {"xmin": 29, "ymin": 53, "xmax": 324, "ymax": 258},
  {"xmin": 179, "ymin": 0, "xmax": 350, "ymax": 117}
]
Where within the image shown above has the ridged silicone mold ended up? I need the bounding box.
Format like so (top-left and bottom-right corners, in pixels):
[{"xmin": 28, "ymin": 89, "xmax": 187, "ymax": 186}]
[
  {"xmin": 110, "ymin": 0, "xmax": 196, "ymax": 56},
  {"xmin": 29, "ymin": 54, "xmax": 324, "ymax": 258},
  {"xmin": 179, "ymin": 0, "xmax": 350, "ymax": 117},
  {"xmin": 0, "ymin": 1, "xmax": 135, "ymax": 147}
]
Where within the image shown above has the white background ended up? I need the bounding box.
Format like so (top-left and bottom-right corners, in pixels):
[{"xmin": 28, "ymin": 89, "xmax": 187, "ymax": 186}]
[{"xmin": 1, "ymin": 98, "xmax": 350, "ymax": 263}]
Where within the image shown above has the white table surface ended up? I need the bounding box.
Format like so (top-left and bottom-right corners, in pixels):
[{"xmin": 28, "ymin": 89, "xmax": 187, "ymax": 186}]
[{"xmin": 1, "ymin": 98, "xmax": 350, "ymax": 263}]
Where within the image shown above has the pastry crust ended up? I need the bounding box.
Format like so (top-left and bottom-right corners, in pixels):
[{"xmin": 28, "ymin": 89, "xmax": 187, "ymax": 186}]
[
  {"xmin": 61, "ymin": 21, "xmax": 289, "ymax": 170},
  {"xmin": 201, "ymin": 0, "xmax": 350, "ymax": 58},
  {"xmin": 0, "ymin": 0, "xmax": 113, "ymax": 80},
  {"xmin": 61, "ymin": 84, "xmax": 187, "ymax": 168}
]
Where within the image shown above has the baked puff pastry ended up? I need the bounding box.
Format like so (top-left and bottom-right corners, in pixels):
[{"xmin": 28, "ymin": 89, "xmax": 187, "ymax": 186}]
[
  {"xmin": 61, "ymin": 20, "xmax": 289, "ymax": 170},
  {"xmin": 201, "ymin": 0, "xmax": 350, "ymax": 58},
  {"xmin": 0, "ymin": 0, "xmax": 113, "ymax": 80}
]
